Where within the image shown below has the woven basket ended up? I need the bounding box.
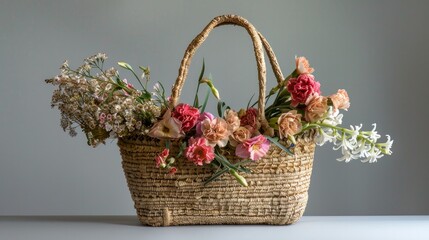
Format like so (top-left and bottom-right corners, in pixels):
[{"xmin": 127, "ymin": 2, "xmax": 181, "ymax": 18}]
[{"xmin": 118, "ymin": 14, "xmax": 316, "ymax": 226}]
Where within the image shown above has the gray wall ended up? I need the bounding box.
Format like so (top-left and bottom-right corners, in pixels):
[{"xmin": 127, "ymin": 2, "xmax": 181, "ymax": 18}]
[{"xmin": 1, "ymin": 0, "xmax": 428, "ymax": 215}]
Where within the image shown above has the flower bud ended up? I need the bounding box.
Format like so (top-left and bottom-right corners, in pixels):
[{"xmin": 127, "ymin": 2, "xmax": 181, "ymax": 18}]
[
  {"xmin": 118, "ymin": 61, "xmax": 133, "ymax": 70},
  {"xmin": 229, "ymin": 169, "xmax": 248, "ymax": 187},
  {"xmin": 168, "ymin": 157, "xmax": 175, "ymax": 164},
  {"xmin": 200, "ymin": 78, "xmax": 220, "ymax": 100},
  {"xmin": 211, "ymin": 87, "xmax": 220, "ymax": 100},
  {"xmin": 288, "ymin": 135, "xmax": 297, "ymax": 145}
]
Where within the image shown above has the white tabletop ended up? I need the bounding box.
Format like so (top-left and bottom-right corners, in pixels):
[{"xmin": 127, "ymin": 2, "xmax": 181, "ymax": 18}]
[{"xmin": 1, "ymin": 216, "xmax": 428, "ymax": 240}]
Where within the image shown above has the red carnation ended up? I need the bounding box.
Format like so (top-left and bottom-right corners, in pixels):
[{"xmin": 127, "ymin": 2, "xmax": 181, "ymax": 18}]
[
  {"xmin": 172, "ymin": 103, "xmax": 200, "ymax": 132},
  {"xmin": 287, "ymin": 74, "xmax": 321, "ymax": 107},
  {"xmin": 240, "ymin": 108, "xmax": 260, "ymax": 133}
]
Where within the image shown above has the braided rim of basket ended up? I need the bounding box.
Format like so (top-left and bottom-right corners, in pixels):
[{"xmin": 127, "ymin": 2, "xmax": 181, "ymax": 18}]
[{"xmin": 169, "ymin": 14, "xmax": 285, "ymax": 135}]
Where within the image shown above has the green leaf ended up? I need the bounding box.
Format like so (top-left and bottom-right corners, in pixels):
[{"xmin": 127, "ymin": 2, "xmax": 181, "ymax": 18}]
[
  {"xmin": 109, "ymin": 86, "xmax": 122, "ymax": 100},
  {"xmin": 165, "ymin": 140, "xmax": 171, "ymax": 149},
  {"xmin": 217, "ymin": 101, "xmax": 224, "ymax": 117},
  {"xmin": 198, "ymin": 60, "xmax": 205, "ymax": 83},
  {"xmin": 139, "ymin": 66, "xmax": 149, "ymax": 73},
  {"xmin": 194, "ymin": 95, "xmax": 199, "ymax": 109},
  {"xmin": 217, "ymin": 101, "xmax": 229, "ymax": 118},
  {"xmin": 235, "ymin": 160, "xmax": 252, "ymax": 173},
  {"xmin": 176, "ymin": 141, "xmax": 187, "ymax": 158},
  {"xmin": 246, "ymin": 93, "xmax": 255, "ymax": 109},
  {"xmin": 215, "ymin": 154, "xmax": 252, "ymax": 173},
  {"xmin": 204, "ymin": 167, "xmax": 229, "ymax": 186},
  {"xmin": 193, "ymin": 60, "xmax": 205, "ymax": 108},
  {"xmin": 269, "ymin": 117, "xmax": 279, "ymax": 124},
  {"xmin": 265, "ymin": 135, "xmax": 294, "ymax": 155},
  {"xmin": 200, "ymin": 87, "xmax": 210, "ymax": 112},
  {"xmin": 118, "ymin": 62, "xmax": 146, "ymax": 90},
  {"xmin": 141, "ymin": 91, "xmax": 152, "ymax": 101},
  {"xmin": 214, "ymin": 153, "xmax": 233, "ymax": 168},
  {"xmin": 204, "ymin": 156, "xmax": 252, "ymax": 186}
]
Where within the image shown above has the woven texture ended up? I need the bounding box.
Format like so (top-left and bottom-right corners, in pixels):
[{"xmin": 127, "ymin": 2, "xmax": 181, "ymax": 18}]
[
  {"xmin": 170, "ymin": 14, "xmax": 282, "ymax": 135},
  {"xmin": 118, "ymin": 133, "xmax": 315, "ymax": 226},
  {"xmin": 118, "ymin": 14, "xmax": 316, "ymax": 226}
]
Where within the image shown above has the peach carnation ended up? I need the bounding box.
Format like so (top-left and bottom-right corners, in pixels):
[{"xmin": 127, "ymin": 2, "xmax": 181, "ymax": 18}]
[
  {"xmin": 278, "ymin": 110, "xmax": 302, "ymax": 139},
  {"xmin": 229, "ymin": 126, "xmax": 251, "ymax": 147},
  {"xmin": 330, "ymin": 89, "xmax": 350, "ymax": 111},
  {"xmin": 295, "ymin": 56, "xmax": 314, "ymax": 75},
  {"xmin": 200, "ymin": 117, "xmax": 230, "ymax": 147},
  {"xmin": 305, "ymin": 94, "xmax": 329, "ymax": 122},
  {"xmin": 224, "ymin": 109, "xmax": 240, "ymax": 133}
]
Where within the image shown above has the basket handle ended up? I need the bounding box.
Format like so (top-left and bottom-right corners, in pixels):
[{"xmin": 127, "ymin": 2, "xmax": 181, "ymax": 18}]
[{"xmin": 170, "ymin": 14, "xmax": 283, "ymax": 134}]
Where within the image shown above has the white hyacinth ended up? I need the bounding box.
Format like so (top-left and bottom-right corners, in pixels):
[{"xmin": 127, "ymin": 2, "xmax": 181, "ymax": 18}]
[
  {"xmin": 315, "ymin": 127, "xmax": 336, "ymax": 146},
  {"xmin": 322, "ymin": 107, "xmax": 343, "ymax": 126},
  {"xmin": 311, "ymin": 121, "xmax": 393, "ymax": 163}
]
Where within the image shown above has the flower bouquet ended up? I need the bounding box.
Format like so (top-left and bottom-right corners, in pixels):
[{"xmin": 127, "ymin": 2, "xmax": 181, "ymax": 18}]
[{"xmin": 45, "ymin": 15, "xmax": 392, "ymax": 226}]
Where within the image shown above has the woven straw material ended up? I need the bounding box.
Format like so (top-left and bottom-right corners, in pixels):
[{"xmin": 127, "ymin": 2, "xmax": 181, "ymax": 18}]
[
  {"xmin": 118, "ymin": 14, "xmax": 316, "ymax": 226},
  {"xmin": 170, "ymin": 14, "xmax": 283, "ymax": 135},
  {"xmin": 118, "ymin": 133, "xmax": 315, "ymax": 226}
]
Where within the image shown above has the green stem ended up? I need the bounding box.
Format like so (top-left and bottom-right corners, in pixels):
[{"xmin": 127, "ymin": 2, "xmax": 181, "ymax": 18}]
[{"xmin": 304, "ymin": 122, "xmax": 377, "ymax": 148}]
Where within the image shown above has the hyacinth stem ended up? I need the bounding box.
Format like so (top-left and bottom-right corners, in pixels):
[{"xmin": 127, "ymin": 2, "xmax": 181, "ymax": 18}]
[{"xmin": 302, "ymin": 122, "xmax": 359, "ymax": 137}]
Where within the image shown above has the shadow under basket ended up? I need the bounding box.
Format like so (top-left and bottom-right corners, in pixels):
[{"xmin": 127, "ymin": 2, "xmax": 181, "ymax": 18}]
[{"xmin": 118, "ymin": 134, "xmax": 315, "ymax": 226}]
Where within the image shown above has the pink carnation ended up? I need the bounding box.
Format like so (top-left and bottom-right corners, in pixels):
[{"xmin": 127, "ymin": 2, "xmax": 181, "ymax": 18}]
[
  {"xmin": 287, "ymin": 74, "xmax": 321, "ymax": 107},
  {"xmin": 184, "ymin": 137, "xmax": 215, "ymax": 166},
  {"xmin": 172, "ymin": 103, "xmax": 200, "ymax": 132},
  {"xmin": 196, "ymin": 112, "xmax": 215, "ymax": 136},
  {"xmin": 235, "ymin": 135, "xmax": 270, "ymax": 161}
]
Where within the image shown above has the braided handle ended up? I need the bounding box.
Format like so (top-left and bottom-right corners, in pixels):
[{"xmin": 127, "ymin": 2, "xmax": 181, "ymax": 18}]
[{"xmin": 170, "ymin": 15, "xmax": 283, "ymax": 134}]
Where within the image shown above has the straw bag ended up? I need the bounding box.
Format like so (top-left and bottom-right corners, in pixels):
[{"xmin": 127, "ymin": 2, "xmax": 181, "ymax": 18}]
[{"xmin": 118, "ymin": 15, "xmax": 316, "ymax": 226}]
